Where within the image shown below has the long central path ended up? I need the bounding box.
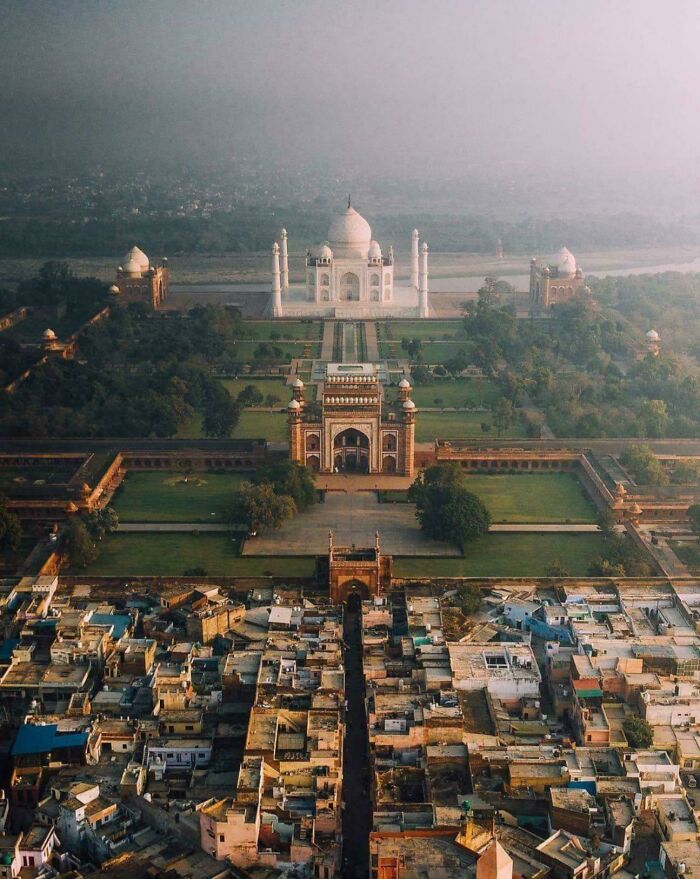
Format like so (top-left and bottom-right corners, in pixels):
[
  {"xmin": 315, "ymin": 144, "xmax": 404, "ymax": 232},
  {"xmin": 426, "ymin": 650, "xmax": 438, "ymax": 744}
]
[{"xmin": 342, "ymin": 605, "xmax": 371, "ymax": 878}]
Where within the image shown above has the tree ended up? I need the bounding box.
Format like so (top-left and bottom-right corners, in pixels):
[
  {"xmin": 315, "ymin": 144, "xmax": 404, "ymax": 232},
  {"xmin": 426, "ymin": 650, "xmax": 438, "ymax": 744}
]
[
  {"xmin": 639, "ymin": 399, "xmax": 668, "ymax": 438},
  {"xmin": 688, "ymin": 504, "xmax": 700, "ymax": 536},
  {"xmin": 236, "ymin": 385, "xmax": 264, "ymax": 407},
  {"xmin": 622, "ymin": 715, "xmax": 653, "ymax": 749},
  {"xmin": 202, "ymin": 387, "xmax": 240, "ymax": 438},
  {"xmin": 596, "ymin": 509, "xmax": 617, "ymax": 538},
  {"xmin": 493, "ymin": 398, "xmax": 515, "ymax": 436},
  {"xmin": 62, "ymin": 518, "xmax": 97, "ymax": 569},
  {"xmin": 227, "ymin": 483, "xmax": 296, "ymax": 533},
  {"xmin": 0, "ymin": 497, "xmax": 21, "ymax": 553},
  {"xmin": 253, "ymin": 462, "xmax": 318, "ymax": 512},
  {"xmin": 619, "ymin": 445, "xmax": 669, "ymax": 485},
  {"xmin": 456, "ymin": 583, "xmax": 482, "ymax": 615},
  {"xmin": 85, "ymin": 507, "xmax": 119, "ymax": 542},
  {"xmin": 409, "ymin": 464, "xmax": 491, "ymax": 551}
]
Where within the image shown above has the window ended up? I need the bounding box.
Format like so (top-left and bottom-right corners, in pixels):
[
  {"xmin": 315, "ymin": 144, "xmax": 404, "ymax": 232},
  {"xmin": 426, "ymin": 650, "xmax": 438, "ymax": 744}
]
[
  {"xmin": 186, "ymin": 725, "xmax": 194, "ymax": 731},
  {"xmin": 219, "ymin": 834, "xmax": 225, "ymax": 843}
]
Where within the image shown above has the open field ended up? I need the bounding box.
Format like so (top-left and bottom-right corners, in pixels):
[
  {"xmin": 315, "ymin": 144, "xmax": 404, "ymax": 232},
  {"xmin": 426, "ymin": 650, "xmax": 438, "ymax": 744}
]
[
  {"xmin": 111, "ymin": 472, "xmax": 247, "ymax": 522},
  {"xmin": 240, "ymin": 320, "xmax": 322, "ymax": 340},
  {"xmin": 230, "ymin": 340, "xmax": 321, "ymax": 362},
  {"xmin": 393, "ymin": 532, "xmax": 609, "ymax": 577},
  {"xmin": 379, "ymin": 474, "xmax": 596, "ymax": 523},
  {"xmin": 379, "ymin": 340, "xmax": 474, "ymax": 362},
  {"xmin": 220, "ymin": 378, "xmax": 291, "ymax": 403},
  {"xmin": 377, "ymin": 320, "xmax": 467, "ymax": 341},
  {"xmin": 414, "ymin": 410, "xmax": 526, "ymax": 441},
  {"xmin": 176, "ymin": 410, "xmax": 288, "ymax": 441},
  {"xmin": 400, "ymin": 380, "xmax": 500, "ymax": 409},
  {"xmin": 81, "ymin": 532, "xmax": 316, "ymax": 577}
]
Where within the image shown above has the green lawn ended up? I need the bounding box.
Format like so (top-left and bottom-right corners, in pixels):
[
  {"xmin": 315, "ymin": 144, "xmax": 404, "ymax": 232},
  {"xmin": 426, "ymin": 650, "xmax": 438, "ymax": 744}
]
[
  {"xmin": 400, "ymin": 380, "xmax": 499, "ymax": 409},
  {"xmin": 394, "ymin": 533, "xmax": 609, "ymax": 578},
  {"xmin": 231, "ymin": 340, "xmax": 321, "ymax": 362},
  {"xmin": 414, "ymin": 410, "xmax": 526, "ymax": 441},
  {"xmin": 176, "ymin": 410, "xmax": 288, "ymax": 441},
  {"xmin": 221, "ymin": 378, "xmax": 291, "ymax": 404},
  {"xmin": 670, "ymin": 541, "xmax": 700, "ymax": 573},
  {"xmin": 239, "ymin": 320, "xmax": 322, "ymax": 340},
  {"xmin": 81, "ymin": 533, "xmax": 315, "ymax": 577},
  {"xmin": 462, "ymin": 474, "xmax": 596, "ymax": 523},
  {"xmin": 379, "ymin": 474, "xmax": 596, "ymax": 524},
  {"xmin": 378, "ymin": 320, "xmax": 467, "ymax": 341},
  {"xmin": 379, "ymin": 340, "xmax": 474, "ymax": 362},
  {"xmin": 112, "ymin": 472, "xmax": 248, "ymax": 522}
]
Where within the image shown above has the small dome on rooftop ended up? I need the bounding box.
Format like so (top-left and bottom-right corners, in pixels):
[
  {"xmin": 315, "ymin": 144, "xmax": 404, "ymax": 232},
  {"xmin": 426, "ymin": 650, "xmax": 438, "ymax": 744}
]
[
  {"xmin": 43, "ymin": 328, "xmax": 57, "ymax": 340},
  {"xmin": 288, "ymin": 399, "xmax": 301, "ymax": 410},
  {"xmin": 292, "ymin": 378, "xmax": 304, "ymax": 388},
  {"xmin": 124, "ymin": 246, "xmax": 149, "ymax": 271},
  {"xmin": 403, "ymin": 399, "xmax": 416, "ymax": 410},
  {"xmin": 557, "ymin": 246, "xmax": 577, "ymax": 275},
  {"xmin": 316, "ymin": 242, "xmax": 333, "ymax": 260},
  {"xmin": 109, "ymin": 284, "xmax": 120, "ymax": 295},
  {"xmin": 398, "ymin": 378, "xmax": 411, "ymax": 388},
  {"xmin": 646, "ymin": 329, "xmax": 660, "ymax": 341}
]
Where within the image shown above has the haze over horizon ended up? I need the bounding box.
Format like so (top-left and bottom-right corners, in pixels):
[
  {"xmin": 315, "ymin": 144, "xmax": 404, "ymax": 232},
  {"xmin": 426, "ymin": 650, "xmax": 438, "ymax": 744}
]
[{"xmin": 3, "ymin": 0, "xmax": 700, "ymax": 211}]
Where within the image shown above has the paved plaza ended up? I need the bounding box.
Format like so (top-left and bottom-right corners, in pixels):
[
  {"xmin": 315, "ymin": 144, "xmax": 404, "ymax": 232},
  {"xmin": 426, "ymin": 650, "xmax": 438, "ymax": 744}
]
[{"xmin": 242, "ymin": 491, "xmax": 461, "ymax": 557}]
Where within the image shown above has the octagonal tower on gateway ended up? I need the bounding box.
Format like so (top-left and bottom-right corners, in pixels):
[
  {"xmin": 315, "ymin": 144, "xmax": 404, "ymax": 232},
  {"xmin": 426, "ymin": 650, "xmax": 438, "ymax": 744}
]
[{"xmin": 288, "ymin": 363, "xmax": 416, "ymax": 476}]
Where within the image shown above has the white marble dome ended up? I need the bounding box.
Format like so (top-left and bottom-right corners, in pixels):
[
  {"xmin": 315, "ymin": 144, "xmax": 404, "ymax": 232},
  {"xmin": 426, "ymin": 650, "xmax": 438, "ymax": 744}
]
[
  {"xmin": 557, "ymin": 246, "xmax": 577, "ymax": 276},
  {"xmin": 646, "ymin": 329, "xmax": 660, "ymax": 341},
  {"xmin": 316, "ymin": 242, "xmax": 333, "ymax": 260},
  {"xmin": 398, "ymin": 378, "xmax": 411, "ymax": 388},
  {"xmin": 288, "ymin": 399, "xmax": 301, "ymax": 410},
  {"xmin": 123, "ymin": 258, "xmax": 143, "ymax": 276},
  {"xmin": 403, "ymin": 399, "xmax": 416, "ymax": 410},
  {"xmin": 124, "ymin": 246, "xmax": 149, "ymax": 272},
  {"xmin": 292, "ymin": 378, "xmax": 304, "ymax": 388},
  {"xmin": 109, "ymin": 284, "xmax": 120, "ymax": 295},
  {"xmin": 43, "ymin": 328, "xmax": 57, "ymax": 340},
  {"xmin": 328, "ymin": 206, "xmax": 372, "ymax": 258},
  {"xmin": 368, "ymin": 240, "xmax": 382, "ymax": 260}
]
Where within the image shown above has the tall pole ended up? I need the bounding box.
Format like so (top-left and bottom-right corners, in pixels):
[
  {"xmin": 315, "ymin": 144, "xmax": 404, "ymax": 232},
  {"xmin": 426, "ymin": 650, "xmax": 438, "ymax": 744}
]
[
  {"xmin": 410, "ymin": 229, "xmax": 420, "ymax": 290},
  {"xmin": 271, "ymin": 242, "xmax": 283, "ymax": 317},
  {"xmin": 418, "ymin": 241, "xmax": 429, "ymax": 318},
  {"xmin": 280, "ymin": 228, "xmax": 289, "ymax": 290}
]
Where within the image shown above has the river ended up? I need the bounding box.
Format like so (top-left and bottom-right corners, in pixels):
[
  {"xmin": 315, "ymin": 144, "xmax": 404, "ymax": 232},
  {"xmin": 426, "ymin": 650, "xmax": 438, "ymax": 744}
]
[{"xmin": 170, "ymin": 255, "xmax": 700, "ymax": 295}]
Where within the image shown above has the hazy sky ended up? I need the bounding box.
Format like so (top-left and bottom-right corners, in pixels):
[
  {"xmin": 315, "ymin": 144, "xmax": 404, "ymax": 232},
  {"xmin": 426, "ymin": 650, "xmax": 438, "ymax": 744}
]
[{"xmin": 2, "ymin": 0, "xmax": 700, "ymax": 188}]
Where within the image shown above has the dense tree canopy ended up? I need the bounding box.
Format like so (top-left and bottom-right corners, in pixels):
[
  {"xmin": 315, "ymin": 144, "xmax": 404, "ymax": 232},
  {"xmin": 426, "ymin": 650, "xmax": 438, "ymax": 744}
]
[{"xmin": 409, "ymin": 464, "xmax": 491, "ymax": 551}]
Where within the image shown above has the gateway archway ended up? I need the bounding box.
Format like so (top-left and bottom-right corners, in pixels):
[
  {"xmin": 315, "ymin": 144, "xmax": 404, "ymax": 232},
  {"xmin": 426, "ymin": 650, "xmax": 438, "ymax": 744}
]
[{"xmin": 333, "ymin": 428, "xmax": 370, "ymax": 473}]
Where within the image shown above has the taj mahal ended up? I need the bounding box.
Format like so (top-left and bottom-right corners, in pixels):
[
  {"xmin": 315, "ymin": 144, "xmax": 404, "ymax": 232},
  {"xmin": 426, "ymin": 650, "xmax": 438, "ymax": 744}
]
[{"xmin": 268, "ymin": 199, "xmax": 431, "ymax": 319}]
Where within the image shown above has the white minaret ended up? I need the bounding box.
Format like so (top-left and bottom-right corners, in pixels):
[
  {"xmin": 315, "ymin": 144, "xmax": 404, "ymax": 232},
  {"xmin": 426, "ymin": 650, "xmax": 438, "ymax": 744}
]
[
  {"xmin": 418, "ymin": 241, "xmax": 429, "ymax": 318},
  {"xmin": 271, "ymin": 242, "xmax": 283, "ymax": 317},
  {"xmin": 280, "ymin": 228, "xmax": 289, "ymax": 290},
  {"xmin": 410, "ymin": 229, "xmax": 420, "ymax": 289}
]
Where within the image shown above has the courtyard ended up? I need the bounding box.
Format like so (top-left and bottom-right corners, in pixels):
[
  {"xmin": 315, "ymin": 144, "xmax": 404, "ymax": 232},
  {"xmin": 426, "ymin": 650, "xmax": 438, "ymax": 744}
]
[{"xmin": 111, "ymin": 471, "xmax": 247, "ymax": 522}]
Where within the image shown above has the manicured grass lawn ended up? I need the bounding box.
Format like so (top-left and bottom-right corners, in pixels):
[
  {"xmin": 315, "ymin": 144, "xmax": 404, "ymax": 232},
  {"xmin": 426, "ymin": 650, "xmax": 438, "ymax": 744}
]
[
  {"xmin": 379, "ymin": 474, "xmax": 596, "ymax": 524},
  {"xmin": 670, "ymin": 541, "xmax": 700, "ymax": 573},
  {"xmin": 231, "ymin": 340, "xmax": 321, "ymax": 362},
  {"xmin": 378, "ymin": 320, "xmax": 466, "ymax": 341},
  {"xmin": 401, "ymin": 380, "xmax": 499, "ymax": 409},
  {"xmin": 82, "ymin": 533, "xmax": 316, "ymax": 577},
  {"xmin": 414, "ymin": 410, "xmax": 525, "ymax": 441},
  {"xmin": 239, "ymin": 320, "xmax": 322, "ymax": 340},
  {"xmin": 176, "ymin": 410, "xmax": 288, "ymax": 441},
  {"xmin": 221, "ymin": 378, "xmax": 290, "ymax": 403},
  {"xmin": 112, "ymin": 472, "xmax": 248, "ymax": 522},
  {"xmin": 394, "ymin": 533, "xmax": 609, "ymax": 578},
  {"xmin": 379, "ymin": 340, "xmax": 474, "ymax": 362},
  {"xmin": 462, "ymin": 474, "xmax": 596, "ymax": 523}
]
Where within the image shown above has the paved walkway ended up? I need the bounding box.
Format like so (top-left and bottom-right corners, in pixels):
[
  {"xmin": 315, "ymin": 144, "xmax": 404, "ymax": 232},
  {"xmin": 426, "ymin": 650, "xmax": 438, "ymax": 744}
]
[
  {"xmin": 490, "ymin": 524, "xmax": 600, "ymax": 532},
  {"xmin": 364, "ymin": 321, "xmax": 380, "ymax": 361},
  {"xmin": 321, "ymin": 320, "xmax": 336, "ymax": 360},
  {"xmin": 243, "ymin": 493, "xmax": 460, "ymax": 557},
  {"xmin": 637, "ymin": 526, "xmax": 691, "ymax": 578},
  {"xmin": 315, "ymin": 474, "xmax": 414, "ymax": 491}
]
